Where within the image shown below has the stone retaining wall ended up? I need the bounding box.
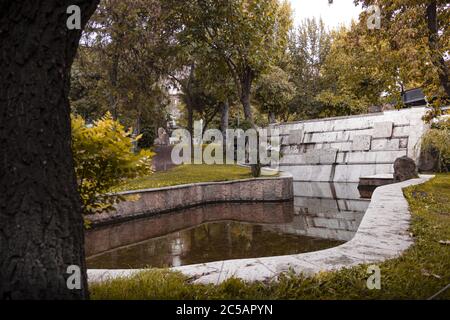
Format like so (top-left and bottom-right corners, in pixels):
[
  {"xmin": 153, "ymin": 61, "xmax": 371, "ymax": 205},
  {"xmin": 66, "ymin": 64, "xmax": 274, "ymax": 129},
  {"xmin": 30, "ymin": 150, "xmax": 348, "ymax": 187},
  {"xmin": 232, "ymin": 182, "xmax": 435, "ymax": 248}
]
[
  {"xmin": 88, "ymin": 173, "xmax": 293, "ymax": 226},
  {"xmin": 273, "ymin": 107, "xmax": 429, "ymax": 182}
]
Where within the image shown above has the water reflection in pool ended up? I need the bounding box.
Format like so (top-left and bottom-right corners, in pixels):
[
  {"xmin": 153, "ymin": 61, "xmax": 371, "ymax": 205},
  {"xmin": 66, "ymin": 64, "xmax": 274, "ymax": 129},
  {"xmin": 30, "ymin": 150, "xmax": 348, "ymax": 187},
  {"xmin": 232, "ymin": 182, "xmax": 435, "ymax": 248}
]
[{"xmin": 86, "ymin": 182, "xmax": 370, "ymax": 269}]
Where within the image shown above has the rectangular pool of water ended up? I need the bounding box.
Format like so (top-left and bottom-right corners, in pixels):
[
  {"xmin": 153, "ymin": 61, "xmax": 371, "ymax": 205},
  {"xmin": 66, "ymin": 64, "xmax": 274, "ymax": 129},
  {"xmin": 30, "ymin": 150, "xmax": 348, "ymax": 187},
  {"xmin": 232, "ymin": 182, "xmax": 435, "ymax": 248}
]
[{"xmin": 86, "ymin": 182, "xmax": 370, "ymax": 269}]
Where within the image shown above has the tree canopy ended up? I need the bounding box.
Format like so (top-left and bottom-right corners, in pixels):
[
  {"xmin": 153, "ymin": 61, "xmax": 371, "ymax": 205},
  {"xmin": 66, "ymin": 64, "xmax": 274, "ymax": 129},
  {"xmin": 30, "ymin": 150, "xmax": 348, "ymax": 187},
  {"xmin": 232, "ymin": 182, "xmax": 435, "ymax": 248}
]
[
  {"xmin": 71, "ymin": 0, "xmax": 449, "ymax": 134},
  {"xmin": 356, "ymin": 0, "xmax": 449, "ymax": 120}
]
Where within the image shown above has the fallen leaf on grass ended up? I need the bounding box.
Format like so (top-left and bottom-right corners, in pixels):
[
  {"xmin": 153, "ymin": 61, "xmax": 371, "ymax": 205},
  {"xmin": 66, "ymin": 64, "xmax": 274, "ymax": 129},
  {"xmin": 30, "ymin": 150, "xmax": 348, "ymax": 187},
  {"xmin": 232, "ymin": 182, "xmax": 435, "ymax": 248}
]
[{"xmin": 421, "ymin": 269, "xmax": 442, "ymax": 279}]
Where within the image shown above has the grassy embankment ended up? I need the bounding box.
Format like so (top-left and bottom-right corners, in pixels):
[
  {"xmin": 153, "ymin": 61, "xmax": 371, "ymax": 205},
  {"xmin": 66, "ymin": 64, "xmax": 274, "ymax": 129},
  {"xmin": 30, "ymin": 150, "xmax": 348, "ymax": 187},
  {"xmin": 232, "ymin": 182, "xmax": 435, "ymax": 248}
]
[{"xmin": 112, "ymin": 164, "xmax": 255, "ymax": 192}]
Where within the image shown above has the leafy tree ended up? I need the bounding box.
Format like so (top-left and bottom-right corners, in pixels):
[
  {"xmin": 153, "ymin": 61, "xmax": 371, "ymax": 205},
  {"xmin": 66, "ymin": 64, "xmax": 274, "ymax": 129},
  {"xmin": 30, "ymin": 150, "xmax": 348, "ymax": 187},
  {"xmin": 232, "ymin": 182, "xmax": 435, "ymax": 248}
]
[
  {"xmin": 287, "ymin": 18, "xmax": 332, "ymax": 119},
  {"xmin": 166, "ymin": 36, "xmax": 236, "ymax": 141},
  {"xmin": 287, "ymin": 17, "xmax": 392, "ymax": 119},
  {"xmin": 181, "ymin": 60, "xmax": 237, "ymax": 135},
  {"xmin": 174, "ymin": 0, "xmax": 293, "ymax": 177},
  {"xmin": 72, "ymin": 113, "xmax": 153, "ymax": 216},
  {"xmin": 255, "ymin": 66, "xmax": 295, "ymax": 123},
  {"xmin": 317, "ymin": 23, "xmax": 399, "ymax": 117},
  {"xmin": 71, "ymin": 0, "xmax": 175, "ymax": 133},
  {"xmin": 70, "ymin": 53, "xmax": 106, "ymax": 121},
  {"xmin": 193, "ymin": 54, "xmax": 237, "ymax": 134},
  {"xmin": 356, "ymin": 0, "xmax": 450, "ymax": 120},
  {"xmin": 180, "ymin": 0, "xmax": 293, "ymax": 124}
]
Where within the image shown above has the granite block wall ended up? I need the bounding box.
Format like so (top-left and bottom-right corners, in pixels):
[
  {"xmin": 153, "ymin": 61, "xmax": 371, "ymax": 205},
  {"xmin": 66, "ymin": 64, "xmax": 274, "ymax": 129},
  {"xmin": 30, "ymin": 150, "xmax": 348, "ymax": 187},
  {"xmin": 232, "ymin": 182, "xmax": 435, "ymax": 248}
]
[
  {"xmin": 88, "ymin": 174, "xmax": 294, "ymax": 226},
  {"xmin": 272, "ymin": 107, "xmax": 429, "ymax": 182}
]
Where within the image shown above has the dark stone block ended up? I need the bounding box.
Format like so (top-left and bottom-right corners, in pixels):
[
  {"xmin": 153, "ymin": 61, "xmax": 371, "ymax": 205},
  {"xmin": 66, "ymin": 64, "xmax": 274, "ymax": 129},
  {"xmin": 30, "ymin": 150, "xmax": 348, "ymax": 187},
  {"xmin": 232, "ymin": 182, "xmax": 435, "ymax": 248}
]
[
  {"xmin": 419, "ymin": 147, "xmax": 440, "ymax": 173},
  {"xmin": 394, "ymin": 156, "xmax": 418, "ymax": 182}
]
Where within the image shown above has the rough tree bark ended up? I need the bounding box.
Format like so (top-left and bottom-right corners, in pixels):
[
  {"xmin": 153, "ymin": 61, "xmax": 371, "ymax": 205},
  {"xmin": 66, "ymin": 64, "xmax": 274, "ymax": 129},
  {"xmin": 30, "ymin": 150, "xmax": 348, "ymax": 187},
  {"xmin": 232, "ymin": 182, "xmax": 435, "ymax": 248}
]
[{"xmin": 0, "ymin": 0, "xmax": 99, "ymax": 299}]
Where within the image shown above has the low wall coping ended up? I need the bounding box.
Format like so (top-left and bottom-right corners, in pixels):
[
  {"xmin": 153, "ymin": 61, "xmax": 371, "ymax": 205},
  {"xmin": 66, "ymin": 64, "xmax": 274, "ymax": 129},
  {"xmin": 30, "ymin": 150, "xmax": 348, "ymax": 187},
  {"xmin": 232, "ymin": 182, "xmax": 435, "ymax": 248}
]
[
  {"xmin": 270, "ymin": 106, "xmax": 427, "ymax": 126},
  {"xmin": 88, "ymin": 172, "xmax": 294, "ymax": 227},
  {"xmin": 114, "ymin": 171, "xmax": 292, "ymax": 197}
]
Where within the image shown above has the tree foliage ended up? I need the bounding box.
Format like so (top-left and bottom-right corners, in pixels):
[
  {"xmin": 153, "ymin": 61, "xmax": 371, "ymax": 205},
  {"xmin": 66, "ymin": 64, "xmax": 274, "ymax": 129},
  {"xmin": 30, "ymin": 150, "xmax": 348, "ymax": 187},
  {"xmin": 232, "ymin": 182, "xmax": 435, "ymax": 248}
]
[
  {"xmin": 355, "ymin": 0, "xmax": 450, "ymax": 120},
  {"xmin": 72, "ymin": 113, "xmax": 153, "ymax": 216},
  {"xmin": 317, "ymin": 23, "xmax": 400, "ymax": 117},
  {"xmin": 179, "ymin": 0, "xmax": 293, "ymax": 123},
  {"xmin": 287, "ymin": 18, "xmax": 332, "ymax": 119},
  {"xmin": 71, "ymin": 0, "xmax": 450, "ymax": 135},
  {"xmin": 255, "ymin": 66, "xmax": 295, "ymax": 122},
  {"xmin": 71, "ymin": 0, "xmax": 177, "ymax": 135}
]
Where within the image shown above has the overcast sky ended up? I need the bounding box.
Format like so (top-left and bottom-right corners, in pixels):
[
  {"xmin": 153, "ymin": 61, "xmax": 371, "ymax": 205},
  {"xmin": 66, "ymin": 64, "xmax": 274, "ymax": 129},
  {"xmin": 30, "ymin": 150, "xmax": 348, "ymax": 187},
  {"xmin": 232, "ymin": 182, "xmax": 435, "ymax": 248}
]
[{"xmin": 289, "ymin": 0, "xmax": 363, "ymax": 30}]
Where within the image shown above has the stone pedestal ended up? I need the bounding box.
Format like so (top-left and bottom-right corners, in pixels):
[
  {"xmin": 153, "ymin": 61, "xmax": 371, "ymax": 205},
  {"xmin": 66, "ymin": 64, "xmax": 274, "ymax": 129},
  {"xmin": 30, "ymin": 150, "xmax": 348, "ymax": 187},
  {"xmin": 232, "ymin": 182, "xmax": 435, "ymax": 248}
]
[
  {"xmin": 152, "ymin": 145, "xmax": 175, "ymax": 172},
  {"xmin": 358, "ymin": 174, "xmax": 394, "ymax": 199}
]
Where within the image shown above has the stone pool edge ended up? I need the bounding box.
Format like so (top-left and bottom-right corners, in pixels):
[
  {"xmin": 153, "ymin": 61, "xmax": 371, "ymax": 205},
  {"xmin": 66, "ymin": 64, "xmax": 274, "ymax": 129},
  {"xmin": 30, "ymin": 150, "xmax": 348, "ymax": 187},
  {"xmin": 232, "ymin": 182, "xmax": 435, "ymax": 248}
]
[
  {"xmin": 88, "ymin": 172, "xmax": 294, "ymax": 227},
  {"xmin": 87, "ymin": 175, "xmax": 434, "ymax": 284}
]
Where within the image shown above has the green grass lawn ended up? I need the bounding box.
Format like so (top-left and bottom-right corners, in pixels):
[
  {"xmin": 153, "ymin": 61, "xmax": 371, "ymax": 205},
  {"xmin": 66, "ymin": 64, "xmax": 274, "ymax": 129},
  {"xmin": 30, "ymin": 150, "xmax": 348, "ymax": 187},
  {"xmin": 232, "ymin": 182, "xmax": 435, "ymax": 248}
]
[
  {"xmin": 112, "ymin": 164, "xmax": 254, "ymax": 192},
  {"xmin": 91, "ymin": 174, "xmax": 450, "ymax": 300}
]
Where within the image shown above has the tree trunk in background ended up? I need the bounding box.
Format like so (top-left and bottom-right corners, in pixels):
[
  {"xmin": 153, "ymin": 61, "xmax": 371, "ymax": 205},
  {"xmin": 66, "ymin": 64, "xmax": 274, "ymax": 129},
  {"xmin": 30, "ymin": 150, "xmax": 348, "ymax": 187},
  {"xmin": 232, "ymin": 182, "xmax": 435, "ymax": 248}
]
[
  {"xmin": 426, "ymin": 1, "xmax": 450, "ymax": 98},
  {"xmin": 187, "ymin": 103, "xmax": 194, "ymax": 139},
  {"xmin": 238, "ymin": 67, "xmax": 260, "ymax": 176},
  {"xmin": 0, "ymin": 0, "xmax": 99, "ymax": 299},
  {"xmin": 240, "ymin": 67, "xmax": 254, "ymax": 124},
  {"xmin": 269, "ymin": 112, "xmax": 276, "ymax": 124},
  {"xmin": 132, "ymin": 112, "xmax": 141, "ymax": 153},
  {"xmin": 220, "ymin": 100, "xmax": 229, "ymax": 161},
  {"xmin": 186, "ymin": 63, "xmax": 196, "ymax": 152},
  {"xmin": 220, "ymin": 100, "xmax": 229, "ymax": 134},
  {"xmin": 108, "ymin": 52, "xmax": 120, "ymax": 120}
]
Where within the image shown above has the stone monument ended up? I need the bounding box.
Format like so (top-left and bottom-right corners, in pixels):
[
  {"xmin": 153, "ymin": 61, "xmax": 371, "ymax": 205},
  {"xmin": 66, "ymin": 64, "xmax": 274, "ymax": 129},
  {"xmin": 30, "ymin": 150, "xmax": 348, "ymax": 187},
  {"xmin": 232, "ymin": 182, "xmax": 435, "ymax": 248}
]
[
  {"xmin": 153, "ymin": 127, "xmax": 170, "ymax": 146},
  {"xmin": 151, "ymin": 127, "xmax": 175, "ymax": 172},
  {"xmin": 393, "ymin": 156, "xmax": 418, "ymax": 182}
]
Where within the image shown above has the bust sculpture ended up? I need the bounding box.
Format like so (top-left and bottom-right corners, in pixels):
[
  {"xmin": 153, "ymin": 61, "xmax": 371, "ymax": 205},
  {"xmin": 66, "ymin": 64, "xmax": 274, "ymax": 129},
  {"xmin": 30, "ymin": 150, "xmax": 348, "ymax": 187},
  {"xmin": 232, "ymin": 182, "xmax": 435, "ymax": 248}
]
[{"xmin": 153, "ymin": 127, "xmax": 170, "ymax": 146}]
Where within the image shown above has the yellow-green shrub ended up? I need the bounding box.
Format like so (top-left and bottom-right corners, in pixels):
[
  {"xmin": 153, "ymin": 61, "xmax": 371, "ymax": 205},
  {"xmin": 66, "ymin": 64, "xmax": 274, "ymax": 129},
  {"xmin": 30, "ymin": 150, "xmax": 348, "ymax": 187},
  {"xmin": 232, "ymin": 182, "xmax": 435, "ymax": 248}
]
[{"xmin": 72, "ymin": 113, "xmax": 153, "ymax": 215}]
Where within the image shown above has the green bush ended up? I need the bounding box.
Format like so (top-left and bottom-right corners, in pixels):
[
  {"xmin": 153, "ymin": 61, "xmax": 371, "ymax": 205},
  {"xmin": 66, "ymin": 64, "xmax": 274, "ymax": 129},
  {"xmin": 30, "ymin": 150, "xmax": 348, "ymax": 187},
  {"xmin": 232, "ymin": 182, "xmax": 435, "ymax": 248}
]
[
  {"xmin": 422, "ymin": 117, "xmax": 450, "ymax": 172},
  {"xmin": 72, "ymin": 113, "xmax": 153, "ymax": 216},
  {"xmin": 137, "ymin": 127, "xmax": 156, "ymax": 149}
]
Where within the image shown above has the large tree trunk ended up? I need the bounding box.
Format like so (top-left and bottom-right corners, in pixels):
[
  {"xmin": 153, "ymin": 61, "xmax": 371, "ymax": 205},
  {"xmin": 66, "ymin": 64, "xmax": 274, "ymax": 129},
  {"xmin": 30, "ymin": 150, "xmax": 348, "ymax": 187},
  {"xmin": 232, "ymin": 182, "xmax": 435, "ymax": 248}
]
[
  {"xmin": 426, "ymin": 1, "xmax": 450, "ymax": 98},
  {"xmin": 0, "ymin": 0, "xmax": 99, "ymax": 299}
]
